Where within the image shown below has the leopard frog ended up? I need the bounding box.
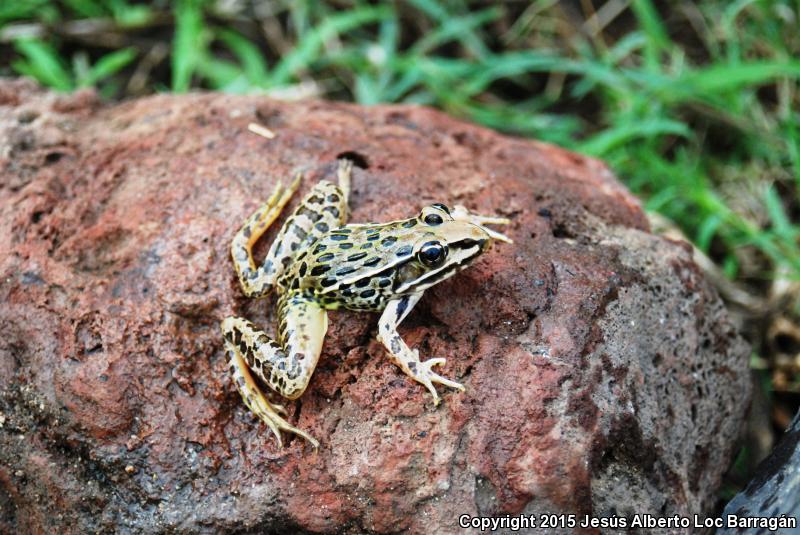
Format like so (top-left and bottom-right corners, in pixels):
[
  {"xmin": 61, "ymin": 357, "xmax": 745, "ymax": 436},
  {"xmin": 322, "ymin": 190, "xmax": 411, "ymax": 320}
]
[{"xmin": 221, "ymin": 161, "xmax": 511, "ymax": 448}]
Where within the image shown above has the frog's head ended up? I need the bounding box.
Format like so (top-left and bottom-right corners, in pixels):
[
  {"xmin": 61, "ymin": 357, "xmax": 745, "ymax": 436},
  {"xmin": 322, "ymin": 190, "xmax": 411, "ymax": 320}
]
[{"xmin": 393, "ymin": 203, "xmax": 511, "ymax": 294}]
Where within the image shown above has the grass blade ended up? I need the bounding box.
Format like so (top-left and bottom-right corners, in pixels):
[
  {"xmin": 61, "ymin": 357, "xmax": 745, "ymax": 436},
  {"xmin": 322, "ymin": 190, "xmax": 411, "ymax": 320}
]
[
  {"xmin": 79, "ymin": 48, "xmax": 137, "ymax": 88},
  {"xmin": 172, "ymin": 0, "xmax": 205, "ymax": 93},
  {"xmin": 269, "ymin": 6, "xmax": 391, "ymax": 87},
  {"xmin": 217, "ymin": 29, "xmax": 269, "ymax": 87},
  {"xmin": 578, "ymin": 119, "xmax": 691, "ymax": 156},
  {"xmin": 12, "ymin": 38, "xmax": 73, "ymax": 91}
]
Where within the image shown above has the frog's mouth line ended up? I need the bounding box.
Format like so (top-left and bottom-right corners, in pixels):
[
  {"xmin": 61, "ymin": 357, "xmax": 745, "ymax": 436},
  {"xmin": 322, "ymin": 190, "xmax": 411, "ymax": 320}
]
[{"xmin": 400, "ymin": 243, "xmax": 485, "ymax": 294}]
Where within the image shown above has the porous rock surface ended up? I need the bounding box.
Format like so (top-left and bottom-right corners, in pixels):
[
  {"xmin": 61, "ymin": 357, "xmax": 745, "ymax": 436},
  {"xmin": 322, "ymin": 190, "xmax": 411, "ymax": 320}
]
[{"xmin": 0, "ymin": 78, "xmax": 750, "ymax": 534}]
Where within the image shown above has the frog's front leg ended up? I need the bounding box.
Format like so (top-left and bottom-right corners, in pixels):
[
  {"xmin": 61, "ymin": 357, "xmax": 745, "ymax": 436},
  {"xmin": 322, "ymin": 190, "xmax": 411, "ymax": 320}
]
[
  {"xmin": 221, "ymin": 292, "xmax": 327, "ymax": 448},
  {"xmin": 377, "ymin": 293, "xmax": 465, "ymax": 406}
]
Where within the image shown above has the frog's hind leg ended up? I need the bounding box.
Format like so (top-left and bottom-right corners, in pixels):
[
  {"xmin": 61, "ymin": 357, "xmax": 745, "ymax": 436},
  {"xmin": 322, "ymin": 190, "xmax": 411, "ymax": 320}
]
[
  {"xmin": 231, "ymin": 175, "xmax": 302, "ymax": 298},
  {"xmin": 263, "ymin": 161, "xmax": 352, "ymax": 270},
  {"xmin": 377, "ymin": 293, "xmax": 465, "ymax": 406},
  {"xmin": 221, "ymin": 293, "xmax": 327, "ymax": 448}
]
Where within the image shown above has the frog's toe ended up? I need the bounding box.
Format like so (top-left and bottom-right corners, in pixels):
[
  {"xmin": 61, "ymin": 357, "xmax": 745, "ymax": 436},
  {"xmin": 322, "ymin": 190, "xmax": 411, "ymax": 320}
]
[
  {"xmin": 416, "ymin": 357, "xmax": 465, "ymax": 405},
  {"xmin": 256, "ymin": 407, "xmax": 319, "ymax": 450},
  {"xmin": 271, "ymin": 402, "xmax": 289, "ymax": 417}
]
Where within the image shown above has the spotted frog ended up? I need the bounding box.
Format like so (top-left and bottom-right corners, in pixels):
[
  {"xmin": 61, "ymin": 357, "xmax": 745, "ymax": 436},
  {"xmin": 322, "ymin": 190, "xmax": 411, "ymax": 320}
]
[{"xmin": 221, "ymin": 161, "xmax": 512, "ymax": 448}]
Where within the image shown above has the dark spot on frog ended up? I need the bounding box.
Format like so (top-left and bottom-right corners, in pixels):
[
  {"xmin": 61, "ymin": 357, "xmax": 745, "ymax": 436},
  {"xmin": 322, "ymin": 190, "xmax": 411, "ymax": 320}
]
[
  {"xmin": 391, "ymin": 337, "xmax": 401, "ymax": 353},
  {"xmin": 396, "ymin": 296, "xmax": 409, "ymax": 319},
  {"xmin": 347, "ymin": 252, "xmax": 367, "ymax": 262},
  {"xmin": 395, "ymin": 245, "xmax": 413, "ymax": 257},
  {"xmin": 318, "ymin": 253, "xmax": 334, "ymax": 263},
  {"xmin": 329, "ymin": 234, "xmax": 348, "ymax": 241},
  {"xmin": 299, "ymin": 207, "xmax": 322, "ymax": 222},
  {"xmin": 315, "ymin": 222, "xmax": 329, "ymax": 233},
  {"xmin": 321, "ymin": 277, "xmax": 338, "ymax": 287},
  {"xmin": 293, "ymin": 226, "xmax": 307, "ymax": 240},
  {"xmin": 367, "ymin": 234, "xmax": 380, "ymax": 241},
  {"xmin": 363, "ymin": 257, "xmax": 380, "ymax": 267},
  {"xmin": 324, "ymin": 207, "xmax": 340, "ymax": 218},
  {"xmin": 311, "ymin": 265, "xmax": 330, "ymax": 276},
  {"xmin": 380, "ymin": 236, "xmax": 397, "ymax": 247},
  {"xmin": 326, "ymin": 193, "xmax": 340, "ymax": 203},
  {"xmin": 336, "ymin": 266, "xmax": 356, "ymax": 276},
  {"xmin": 402, "ymin": 219, "xmax": 417, "ymax": 228},
  {"xmin": 355, "ymin": 278, "xmax": 371, "ymax": 288},
  {"xmin": 360, "ymin": 289, "xmax": 376, "ymax": 298},
  {"xmin": 298, "ymin": 262, "xmax": 308, "ymax": 277},
  {"xmin": 339, "ymin": 243, "xmax": 354, "ymax": 249}
]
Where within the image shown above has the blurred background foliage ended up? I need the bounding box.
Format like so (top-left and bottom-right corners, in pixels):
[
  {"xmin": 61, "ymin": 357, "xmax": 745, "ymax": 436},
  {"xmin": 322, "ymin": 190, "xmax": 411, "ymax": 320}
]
[{"xmin": 2, "ymin": 0, "xmax": 800, "ymax": 502}]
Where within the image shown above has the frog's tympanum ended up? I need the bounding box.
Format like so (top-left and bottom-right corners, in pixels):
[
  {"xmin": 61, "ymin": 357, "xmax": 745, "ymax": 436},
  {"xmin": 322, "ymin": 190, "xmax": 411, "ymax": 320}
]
[{"xmin": 221, "ymin": 161, "xmax": 512, "ymax": 448}]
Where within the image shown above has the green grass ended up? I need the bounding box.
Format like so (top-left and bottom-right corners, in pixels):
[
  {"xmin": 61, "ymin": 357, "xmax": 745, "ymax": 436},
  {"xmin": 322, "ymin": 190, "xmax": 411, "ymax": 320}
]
[{"xmin": 3, "ymin": 3, "xmax": 800, "ymax": 294}]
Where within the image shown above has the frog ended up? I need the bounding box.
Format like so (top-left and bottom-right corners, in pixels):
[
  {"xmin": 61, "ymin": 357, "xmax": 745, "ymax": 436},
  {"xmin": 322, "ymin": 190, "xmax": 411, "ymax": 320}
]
[{"xmin": 221, "ymin": 160, "xmax": 512, "ymax": 448}]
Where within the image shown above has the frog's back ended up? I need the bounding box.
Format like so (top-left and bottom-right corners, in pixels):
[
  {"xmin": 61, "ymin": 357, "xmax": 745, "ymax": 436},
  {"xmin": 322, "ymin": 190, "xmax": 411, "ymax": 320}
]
[{"xmin": 285, "ymin": 222, "xmax": 422, "ymax": 311}]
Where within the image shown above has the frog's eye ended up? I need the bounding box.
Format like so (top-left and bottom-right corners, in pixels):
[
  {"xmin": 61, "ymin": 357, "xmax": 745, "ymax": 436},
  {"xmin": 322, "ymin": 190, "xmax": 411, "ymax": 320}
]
[
  {"xmin": 424, "ymin": 213, "xmax": 444, "ymax": 226},
  {"xmin": 418, "ymin": 241, "xmax": 448, "ymax": 267}
]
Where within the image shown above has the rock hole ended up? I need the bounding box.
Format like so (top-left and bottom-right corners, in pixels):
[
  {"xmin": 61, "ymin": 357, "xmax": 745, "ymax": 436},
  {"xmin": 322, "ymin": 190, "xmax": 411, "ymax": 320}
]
[
  {"xmin": 552, "ymin": 223, "xmax": 575, "ymax": 239},
  {"xmin": 17, "ymin": 110, "xmax": 38, "ymax": 124},
  {"xmin": 45, "ymin": 151, "xmax": 64, "ymax": 164},
  {"xmin": 31, "ymin": 211, "xmax": 43, "ymax": 223},
  {"xmin": 453, "ymin": 132, "xmax": 469, "ymax": 145},
  {"xmin": 336, "ymin": 151, "xmax": 369, "ymax": 169}
]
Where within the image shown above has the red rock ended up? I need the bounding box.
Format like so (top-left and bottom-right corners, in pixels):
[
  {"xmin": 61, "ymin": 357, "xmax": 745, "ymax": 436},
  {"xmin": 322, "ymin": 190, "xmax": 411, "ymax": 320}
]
[{"xmin": 0, "ymin": 78, "xmax": 750, "ymax": 534}]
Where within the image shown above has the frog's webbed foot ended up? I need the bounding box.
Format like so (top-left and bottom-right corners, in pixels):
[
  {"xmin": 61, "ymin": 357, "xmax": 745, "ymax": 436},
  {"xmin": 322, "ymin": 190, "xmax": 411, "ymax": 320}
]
[
  {"xmin": 270, "ymin": 401, "xmax": 289, "ymax": 417},
  {"xmin": 226, "ymin": 345, "xmax": 319, "ymax": 449},
  {"xmin": 410, "ymin": 352, "xmax": 465, "ymax": 406},
  {"xmin": 221, "ymin": 311, "xmax": 327, "ymax": 450},
  {"xmin": 451, "ymin": 204, "xmax": 513, "ymax": 243},
  {"xmin": 377, "ymin": 294, "xmax": 465, "ymax": 406},
  {"xmin": 240, "ymin": 375, "xmax": 318, "ymax": 449}
]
